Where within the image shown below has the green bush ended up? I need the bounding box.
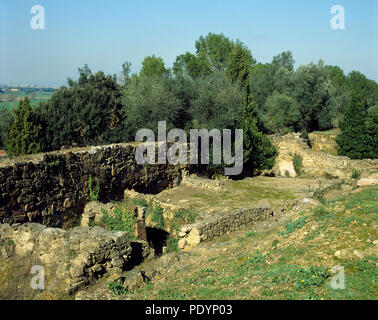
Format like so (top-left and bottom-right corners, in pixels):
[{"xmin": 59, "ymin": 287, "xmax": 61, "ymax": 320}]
[
  {"xmin": 280, "ymin": 217, "xmax": 307, "ymax": 235},
  {"xmin": 351, "ymin": 169, "xmax": 362, "ymax": 180},
  {"xmin": 101, "ymin": 206, "xmax": 136, "ymax": 238},
  {"xmin": 292, "ymin": 153, "xmax": 303, "ymax": 176},
  {"xmin": 151, "ymin": 203, "xmax": 165, "ymax": 229},
  {"xmin": 173, "ymin": 209, "xmax": 198, "ymax": 224},
  {"xmin": 166, "ymin": 234, "xmax": 179, "ymax": 253},
  {"xmin": 313, "ymin": 207, "xmax": 334, "ymax": 221},
  {"xmin": 88, "ymin": 174, "xmax": 100, "ymax": 202},
  {"xmin": 106, "ymin": 281, "xmax": 128, "ymax": 296}
]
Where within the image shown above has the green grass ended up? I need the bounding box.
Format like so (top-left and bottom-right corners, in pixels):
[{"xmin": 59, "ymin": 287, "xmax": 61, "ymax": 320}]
[
  {"xmin": 111, "ymin": 185, "xmax": 378, "ymax": 300},
  {"xmin": 279, "ymin": 216, "xmax": 307, "ymax": 236},
  {"xmin": 0, "ymin": 91, "xmax": 53, "ymax": 110},
  {"xmin": 101, "ymin": 205, "xmax": 136, "ymax": 239},
  {"xmin": 106, "ymin": 281, "xmax": 128, "ymax": 296}
]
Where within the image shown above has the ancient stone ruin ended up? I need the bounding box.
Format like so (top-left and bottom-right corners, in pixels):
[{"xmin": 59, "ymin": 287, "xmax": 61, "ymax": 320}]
[{"xmin": 0, "ymin": 143, "xmax": 183, "ymax": 227}]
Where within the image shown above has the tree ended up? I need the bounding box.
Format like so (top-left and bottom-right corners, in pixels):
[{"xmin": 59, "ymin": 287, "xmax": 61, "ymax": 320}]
[
  {"xmin": 336, "ymin": 96, "xmax": 375, "ymax": 159},
  {"xmin": 195, "ymin": 33, "xmax": 235, "ymax": 72},
  {"xmin": 365, "ymin": 104, "xmax": 378, "ymax": 158},
  {"xmin": 293, "ymin": 61, "xmax": 336, "ymax": 131},
  {"xmin": 122, "ymin": 76, "xmax": 191, "ymax": 138},
  {"xmin": 272, "ymin": 51, "xmax": 295, "ymax": 73},
  {"xmin": 6, "ymin": 97, "xmax": 42, "ymax": 156},
  {"xmin": 225, "ymin": 42, "xmax": 256, "ymax": 107},
  {"xmin": 225, "ymin": 43, "xmax": 276, "ymax": 174},
  {"xmin": 173, "ymin": 33, "xmax": 236, "ymax": 79},
  {"xmin": 325, "ymin": 65, "xmax": 346, "ymax": 88},
  {"xmin": 250, "ymin": 63, "xmax": 274, "ymax": 115},
  {"xmin": 121, "ymin": 61, "xmax": 132, "ymax": 85},
  {"xmin": 140, "ymin": 55, "xmax": 169, "ymax": 77},
  {"xmin": 0, "ymin": 107, "xmax": 14, "ymax": 150},
  {"xmin": 173, "ymin": 52, "xmax": 211, "ymax": 79},
  {"xmin": 344, "ymin": 71, "xmax": 378, "ymax": 110},
  {"xmin": 190, "ymin": 72, "xmax": 243, "ymax": 130},
  {"xmin": 240, "ymin": 101, "xmax": 278, "ymax": 175},
  {"xmin": 260, "ymin": 92, "xmax": 300, "ymax": 134},
  {"xmin": 42, "ymin": 65, "xmax": 123, "ymax": 150}
]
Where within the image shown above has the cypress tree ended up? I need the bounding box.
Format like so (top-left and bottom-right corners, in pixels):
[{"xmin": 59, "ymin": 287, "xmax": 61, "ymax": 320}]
[
  {"xmin": 6, "ymin": 97, "xmax": 42, "ymax": 156},
  {"xmin": 226, "ymin": 43, "xmax": 277, "ymax": 174},
  {"xmin": 336, "ymin": 96, "xmax": 374, "ymax": 159}
]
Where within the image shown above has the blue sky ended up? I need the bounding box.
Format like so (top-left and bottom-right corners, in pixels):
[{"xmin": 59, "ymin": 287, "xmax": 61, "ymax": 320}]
[{"xmin": 0, "ymin": 0, "xmax": 377, "ymax": 87}]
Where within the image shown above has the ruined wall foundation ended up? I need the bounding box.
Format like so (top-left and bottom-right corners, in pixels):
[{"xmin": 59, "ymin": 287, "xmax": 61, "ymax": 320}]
[{"xmin": 0, "ymin": 143, "xmax": 184, "ymax": 227}]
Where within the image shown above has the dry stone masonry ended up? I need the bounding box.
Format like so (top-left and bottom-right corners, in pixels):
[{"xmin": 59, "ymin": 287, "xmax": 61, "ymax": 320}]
[
  {"xmin": 0, "ymin": 143, "xmax": 184, "ymax": 227},
  {"xmin": 178, "ymin": 204, "xmax": 275, "ymax": 250},
  {"xmin": 0, "ymin": 223, "xmax": 134, "ymax": 294},
  {"xmin": 270, "ymin": 133, "xmax": 374, "ymax": 178}
]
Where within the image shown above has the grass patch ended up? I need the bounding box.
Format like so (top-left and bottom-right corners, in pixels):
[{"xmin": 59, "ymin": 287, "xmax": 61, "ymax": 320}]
[
  {"xmin": 106, "ymin": 281, "xmax": 128, "ymax": 296},
  {"xmin": 280, "ymin": 217, "xmax": 307, "ymax": 236},
  {"xmin": 351, "ymin": 169, "xmax": 362, "ymax": 180},
  {"xmin": 101, "ymin": 205, "xmax": 136, "ymax": 238},
  {"xmin": 293, "ymin": 153, "xmax": 303, "ymax": 176}
]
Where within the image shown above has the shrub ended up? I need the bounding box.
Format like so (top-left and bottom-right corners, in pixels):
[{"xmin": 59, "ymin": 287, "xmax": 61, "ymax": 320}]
[
  {"xmin": 280, "ymin": 217, "xmax": 307, "ymax": 235},
  {"xmin": 351, "ymin": 169, "xmax": 362, "ymax": 180},
  {"xmin": 106, "ymin": 281, "xmax": 128, "ymax": 296},
  {"xmin": 88, "ymin": 174, "xmax": 100, "ymax": 202},
  {"xmin": 101, "ymin": 206, "xmax": 136, "ymax": 238},
  {"xmin": 313, "ymin": 207, "xmax": 334, "ymax": 221},
  {"xmin": 292, "ymin": 153, "xmax": 303, "ymax": 176},
  {"xmin": 151, "ymin": 203, "xmax": 165, "ymax": 229},
  {"xmin": 173, "ymin": 209, "xmax": 198, "ymax": 224},
  {"xmin": 166, "ymin": 234, "xmax": 179, "ymax": 253}
]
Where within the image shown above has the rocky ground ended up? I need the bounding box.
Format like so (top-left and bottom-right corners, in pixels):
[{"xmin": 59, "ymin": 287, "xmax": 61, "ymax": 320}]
[{"xmin": 75, "ymin": 179, "xmax": 377, "ymax": 300}]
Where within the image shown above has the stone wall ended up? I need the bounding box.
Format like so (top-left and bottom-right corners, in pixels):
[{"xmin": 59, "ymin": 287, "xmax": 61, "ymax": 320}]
[
  {"xmin": 0, "ymin": 223, "xmax": 135, "ymax": 295},
  {"xmin": 177, "ymin": 204, "xmax": 275, "ymax": 250},
  {"xmin": 0, "ymin": 143, "xmax": 184, "ymax": 227},
  {"xmin": 269, "ymin": 133, "xmax": 374, "ymax": 178},
  {"xmin": 308, "ymin": 130, "xmax": 340, "ymax": 156}
]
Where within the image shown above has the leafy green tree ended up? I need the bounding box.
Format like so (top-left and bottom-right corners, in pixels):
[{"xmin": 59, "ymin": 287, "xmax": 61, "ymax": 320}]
[
  {"xmin": 325, "ymin": 65, "xmax": 346, "ymax": 88},
  {"xmin": 122, "ymin": 76, "xmax": 192, "ymax": 138},
  {"xmin": 173, "ymin": 33, "xmax": 236, "ymax": 79},
  {"xmin": 6, "ymin": 97, "xmax": 42, "ymax": 156},
  {"xmin": 250, "ymin": 63, "xmax": 274, "ymax": 114},
  {"xmin": 344, "ymin": 71, "xmax": 378, "ymax": 110},
  {"xmin": 293, "ymin": 61, "xmax": 336, "ymax": 131},
  {"xmin": 43, "ymin": 65, "xmax": 123, "ymax": 150},
  {"xmin": 140, "ymin": 55, "xmax": 169, "ymax": 77},
  {"xmin": 0, "ymin": 107, "xmax": 14, "ymax": 150},
  {"xmin": 250, "ymin": 52, "xmax": 294, "ymax": 122},
  {"xmin": 190, "ymin": 72, "xmax": 243, "ymax": 130},
  {"xmin": 195, "ymin": 33, "xmax": 235, "ymax": 72},
  {"xmin": 336, "ymin": 96, "xmax": 375, "ymax": 159},
  {"xmin": 173, "ymin": 52, "xmax": 211, "ymax": 79},
  {"xmin": 271, "ymin": 51, "xmax": 295, "ymax": 73},
  {"xmin": 120, "ymin": 61, "xmax": 132, "ymax": 85},
  {"xmin": 260, "ymin": 92, "xmax": 300, "ymax": 134}
]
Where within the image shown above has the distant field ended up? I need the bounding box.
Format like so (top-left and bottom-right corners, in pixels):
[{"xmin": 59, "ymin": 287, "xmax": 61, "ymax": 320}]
[{"xmin": 0, "ymin": 91, "xmax": 54, "ymax": 110}]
